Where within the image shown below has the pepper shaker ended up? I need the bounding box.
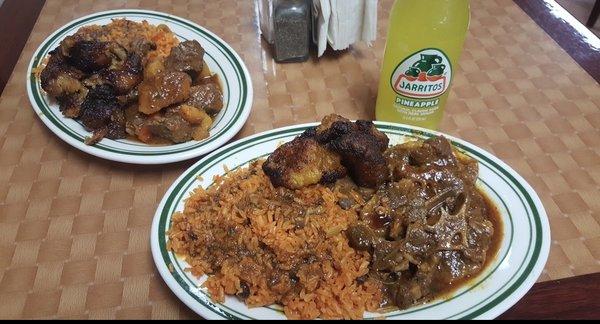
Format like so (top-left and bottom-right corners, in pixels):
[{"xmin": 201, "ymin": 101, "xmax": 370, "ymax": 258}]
[{"xmin": 273, "ymin": 0, "xmax": 311, "ymax": 63}]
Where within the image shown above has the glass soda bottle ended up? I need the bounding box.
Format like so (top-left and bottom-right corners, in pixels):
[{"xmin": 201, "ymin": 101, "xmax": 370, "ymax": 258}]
[{"xmin": 375, "ymin": 0, "xmax": 470, "ymax": 130}]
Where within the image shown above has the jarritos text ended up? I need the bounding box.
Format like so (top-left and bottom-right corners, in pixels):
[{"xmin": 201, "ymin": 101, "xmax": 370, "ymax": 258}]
[{"xmin": 391, "ymin": 48, "xmax": 452, "ymax": 100}]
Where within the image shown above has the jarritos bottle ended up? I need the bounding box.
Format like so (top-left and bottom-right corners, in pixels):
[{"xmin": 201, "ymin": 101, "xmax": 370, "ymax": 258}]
[{"xmin": 375, "ymin": 0, "xmax": 470, "ymax": 130}]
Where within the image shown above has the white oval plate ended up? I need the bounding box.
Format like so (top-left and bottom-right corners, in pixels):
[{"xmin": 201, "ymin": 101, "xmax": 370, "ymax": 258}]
[
  {"xmin": 27, "ymin": 9, "xmax": 253, "ymax": 164},
  {"xmin": 150, "ymin": 122, "xmax": 551, "ymax": 319}
]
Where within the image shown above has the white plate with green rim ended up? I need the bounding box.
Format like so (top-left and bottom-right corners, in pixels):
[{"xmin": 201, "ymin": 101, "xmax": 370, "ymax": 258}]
[
  {"xmin": 26, "ymin": 9, "xmax": 253, "ymax": 164},
  {"xmin": 150, "ymin": 122, "xmax": 551, "ymax": 319}
]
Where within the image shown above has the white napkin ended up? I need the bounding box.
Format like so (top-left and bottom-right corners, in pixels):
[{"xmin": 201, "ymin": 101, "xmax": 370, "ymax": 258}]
[
  {"xmin": 312, "ymin": 0, "xmax": 331, "ymax": 56},
  {"xmin": 315, "ymin": 0, "xmax": 378, "ymax": 57},
  {"xmin": 258, "ymin": 0, "xmax": 275, "ymax": 44},
  {"xmin": 362, "ymin": 0, "xmax": 378, "ymax": 43}
]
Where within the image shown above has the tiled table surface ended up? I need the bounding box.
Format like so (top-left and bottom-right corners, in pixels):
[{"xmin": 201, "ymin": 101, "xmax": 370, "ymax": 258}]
[{"xmin": 0, "ymin": 0, "xmax": 598, "ymax": 319}]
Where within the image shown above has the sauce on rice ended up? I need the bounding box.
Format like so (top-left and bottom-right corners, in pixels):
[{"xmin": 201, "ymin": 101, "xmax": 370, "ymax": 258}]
[{"xmin": 168, "ymin": 160, "xmax": 384, "ymax": 319}]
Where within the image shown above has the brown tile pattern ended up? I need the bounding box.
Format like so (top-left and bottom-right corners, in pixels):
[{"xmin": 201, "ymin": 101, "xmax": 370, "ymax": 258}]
[{"xmin": 0, "ymin": 0, "xmax": 598, "ymax": 319}]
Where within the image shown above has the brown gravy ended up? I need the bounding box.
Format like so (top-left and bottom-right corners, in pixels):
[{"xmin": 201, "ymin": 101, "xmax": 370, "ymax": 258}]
[
  {"xmin": 434, "ymin": 189, "xmax": 503, "ymax": 298},
  {"xmin": 125, "ymin": 61, "xmax": 222, "ymax": 145}
]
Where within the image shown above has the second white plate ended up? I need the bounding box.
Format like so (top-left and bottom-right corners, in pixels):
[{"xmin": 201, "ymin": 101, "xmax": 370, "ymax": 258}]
[{"xmin": 27, "ymin": 9, "xmax": 253, "ymax": 164}]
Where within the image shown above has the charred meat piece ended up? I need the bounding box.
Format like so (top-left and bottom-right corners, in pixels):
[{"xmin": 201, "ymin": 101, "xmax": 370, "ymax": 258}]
[
  {"xmin": 40, "ymin": 50, "xmax": 85, "ymax": 98},
  {"xmin": 327, "ymin": 128, "xmax": 390, "ymax": 188},
  {"xmin": 138, "ymin": 71, "xmax": 191, "ymax": 114},
  {"xmin": 83, "ymin": 108, "xmax": 127, "ymax": 146},
  {"xmin": 102, "ymin": 52, "xmax": 143, "ymax": 95},
  {"xmin": 80, "ymin": 85, "xmax": 118, "ymax": 131},
  {"xmin": 354, "ymin": 120, "xmax": 389, "ymax": 149},
  {"xmin": 314, "ymin": 115, "xmax": 389, "ymax": 151},
  {"xmin": 57, "ymin": 34, "xmax": 86, "ymax": 57},
  {"xmin": 186, "ymin": 83, "xmax": 223, "ymax": 115},
  {"xmin": 263, "ymin": 114, "xmax": 390, "ymax": 189},
  {"xmin": 79, "ymin": 85, "xmax": 124, "ymax": 141},
  {"xmin": 57, "ymin": 35, "xmax": 76, "ymax": 56},
  {"xmin": 313, "ymin": 115, "xmax": 390, "ymax": 188},
  {"xmin": 82, "ymin": 73, "xmax": 108, "ymax": 89},
  {"xmin": 57, "ymin": 91, "xmax": 88, "ymax": 118},
  {"xmin": 164, "ymin": 40, "xmax": 204, "ymax": 78},
  {"xmin": 40, "ymin": 50, "xmax": 88, "ymax": 118},
  {"xmin": 66, "ymin": 40, "xmax": 112, "ymax": 73},
  {"xmin": 107, "ymin": 42, "xmax": 128, "ymax": 64},
  {"xmin": 315, "ymin": 113, "xmax": 349, "ymax": 134},
  {"xmin": 262, "ymin": 137, "xmax": 347, "ymax": 189}
]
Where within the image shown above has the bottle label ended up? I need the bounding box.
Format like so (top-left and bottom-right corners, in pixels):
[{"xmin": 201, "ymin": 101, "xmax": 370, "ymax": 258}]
[{"xmin": 389, "ymin": 48, "xmax": 452, "ymax": 119}]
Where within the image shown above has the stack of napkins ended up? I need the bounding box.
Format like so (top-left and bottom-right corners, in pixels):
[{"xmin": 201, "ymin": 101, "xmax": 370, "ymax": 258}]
[
  {"xmin": 258, "ymin": 0, "xmax": 275, "ymax": 44},
  {"xmin": 313, "ymin": 0, "xmax": 378, "ymax": 57}
]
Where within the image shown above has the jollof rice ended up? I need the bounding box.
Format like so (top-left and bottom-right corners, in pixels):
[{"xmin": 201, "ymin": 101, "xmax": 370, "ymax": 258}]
[{"xmin": 168, "ymin": 160, "xmax": 383, "ymax": 319}]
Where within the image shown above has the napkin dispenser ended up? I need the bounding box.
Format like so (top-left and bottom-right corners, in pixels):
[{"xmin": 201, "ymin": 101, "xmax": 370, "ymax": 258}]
[{"xmin": 258, "ymin": 0, "xmax": 378, "ymax": 61}]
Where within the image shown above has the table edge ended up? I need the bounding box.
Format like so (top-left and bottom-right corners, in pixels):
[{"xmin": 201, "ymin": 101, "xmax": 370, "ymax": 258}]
[
  {"xmin": 0, "ymin": 0, "xmax": 45, "ymax": 96},
  {"xmin": 514, "ymin": 0, "xmax": 600, "ymax": 84}
]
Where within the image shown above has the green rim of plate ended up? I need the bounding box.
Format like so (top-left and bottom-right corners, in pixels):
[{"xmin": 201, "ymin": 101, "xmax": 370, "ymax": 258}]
[
  {"xmin": 28, "ymin": 10, "xmax": 248, "ymax": 156},
  {"xmin": 155, "ymin": 124, "xmax": 545, "ymax": 320}
]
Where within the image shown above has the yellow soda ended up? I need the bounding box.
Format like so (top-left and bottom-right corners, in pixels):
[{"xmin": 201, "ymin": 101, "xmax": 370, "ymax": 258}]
[{"xmin": 375, "ymin": 0, "xmax": 470, "ymax": 130}]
